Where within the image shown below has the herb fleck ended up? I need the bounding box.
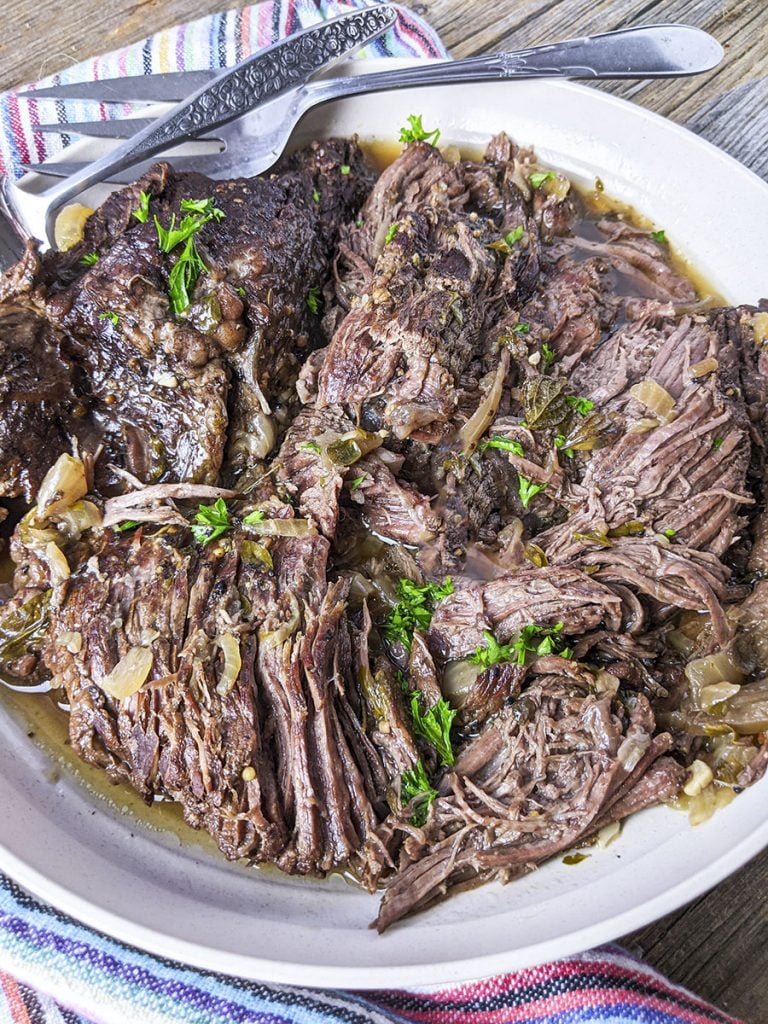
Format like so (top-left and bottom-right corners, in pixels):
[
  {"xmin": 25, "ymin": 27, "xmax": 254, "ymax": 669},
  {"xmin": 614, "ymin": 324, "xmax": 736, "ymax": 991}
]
[
  {"xmin": 479, "ymin": 436, "xmax": 524, "ymax": 456},
  {"xmin": 409, "ymin": 693, "xmax": 456, "ymax": 767},
  {"xmin": 306, "ymin": 286, "xmax": 322, "ymax": 315},
  {"xmin": 529, "ymin": 170, "xmax": 554, "ymax": 189},
  {"xmin": 384, "ymin": 221, "xmax": 399, "ymax": 244},
  {"xmin": 401, "ymin": 760, "xmax": 437, "ymax": 826},
  {"xmin": 79, "ymin": 251, "xmax": 99, "ymax": 266},
  {"xmin": 133, "ymin": 190, "xmax": 151, "ymax": 223},
  {"xmin": 518, "ymin": 474, "xmax": 546, "ymax": 508},
  {"xmin": 98, "ymin": 310, "xmax": 119, "ymax": 326},
  {"xmin": 382, "ymin": 577, "xmax": 453, "ymax": 652},
  {"xmin": 652, "ymin": 229, "xmax": 667, "ymax": 244},
  {"xmin": 340, "ymin": 164, "xmax": 351, "ymax": 176},
  {"xmin": 566, "ymin": 395, "xmax": 595, "ymax": 416},
  {"xmin": 399, "ymin": 114, "xmax": 441, "ymax": 147}
]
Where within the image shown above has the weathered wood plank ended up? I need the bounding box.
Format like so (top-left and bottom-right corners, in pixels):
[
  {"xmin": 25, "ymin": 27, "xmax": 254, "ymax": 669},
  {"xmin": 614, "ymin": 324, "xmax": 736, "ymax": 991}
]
[{"xmin": 2, "ymin": 1, "xmax": 767, "ymax": 1018}]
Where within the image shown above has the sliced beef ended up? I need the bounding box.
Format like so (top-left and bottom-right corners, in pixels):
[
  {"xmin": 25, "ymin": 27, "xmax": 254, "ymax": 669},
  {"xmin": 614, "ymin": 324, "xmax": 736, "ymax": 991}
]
[
  {"xmin": 44, "ymin": 526, "xmax": 387, "ymax": 873},
  {"xmin": 427, "ymin": 566, "xmax": 622, "ymax": 662},
  {"xmin": 0, "ymin": 307, "xmax": 86, "ymax": 500},
  {"xmin": 370, "ymin": 676, "xmax": 666, "ymax": 930}
]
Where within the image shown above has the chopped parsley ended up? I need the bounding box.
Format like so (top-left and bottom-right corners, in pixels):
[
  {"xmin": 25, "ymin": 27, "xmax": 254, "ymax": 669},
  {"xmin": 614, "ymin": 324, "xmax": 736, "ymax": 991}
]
[
  {"xmin": 242, "ymin": 509, "xmax": 265, "ymax": 525},
  {"xmin": 191, "ymin": 498, "xmax": 231, "ymax": 546},
  {"xmin": 479, "ymin": 436, "xmax": 524, "ymax": 456},
  {"xmin": 154, "ymin": 197, "xmax": 225, "ymax": 315},
  {"xmin": 468, "ymin": 630, "xmax": 515, "ymax": 669},
  {"xmin": 566, "ymin": 395, "xmax": 594, "ymax": 415},
  {"xmin": 529, "ymin": 170, "xmax": 555, "ymax": 189},
  {"xmin": 518, "ymin": 473, "xmax": 546, "ymax": 508},
  {"xmin": 235, "ymin": 286, "xmax": 246, "ymax": 297},
  {"xmin": 384, "ymin": 221, "xmax": 399, "ymax": 244},
  {"xmin": 112, "ymin": 519, "xmax": 139, "ymax": 533},
  {"xmin": 355, "ymin": 217, "xmax": 364, "ymax": 228},
  {"xmin": 298, "ymin": 440, "xmax": 321, "ymax": 454},
  {"xmin": 312, "ymin": 188, "xmax": 320, "ymax": 203},
  {"xmin": 487, "ymin": 225, "xmax": 524, "ymax": 254},
  {"xmin": 409, "ymin": 693, "xmax": 456, "ymax": 767},
  {"xmin": 662, "ymin": 528, "xmax": 677, "ymax": 538},
  {"xmin": 712, "ymin": 437, "xmax": 724, "ymax": 450},
  {"xmin": 470, "ymin": 622, "xmax": 571, "ymax": 669},
  {"xmin": 79, "ymin": 251, "xmax": 99, "ymax": 266},
  {"xmin": 652, "ymin": 229, "xmax": 667, "ymax": 244},
  {"xmin": 340, "ymin": 164, "xmax": 351, "ymax": 175},
  {"xmin": 554, "ymin": 434, "xmax": 574, "ymax": 459},
  {"xmin": 349, "ymin": 474, "xmax": 366, "ymax": 490},
  {"xmin": 401, "ymin": 760, "xmax": 437, "ymax": 826},
  {"xmin": 98, "ymin": 310, "xmax": 119, "ymax": 326},
  {"xmin": 542, "ymin": 342, "xmax": 556, "ymax": 368},
  {"xmin": 398, "ymin": 114, "xmax": 441, "ymax": 147},
  {"xmin": 382, "ymin": 577, "xmax": 453, "ymax": 652},
  {"xmin": 133, "ymin": 190, "xmax": 151, "ymax": 223},
  {"xmin": 306, "ymin": 286, "xmax": 322, "ymax": 314},
  {"xmin": 513, "ymin": 322, "xmax": 530, "ymax": 335}
]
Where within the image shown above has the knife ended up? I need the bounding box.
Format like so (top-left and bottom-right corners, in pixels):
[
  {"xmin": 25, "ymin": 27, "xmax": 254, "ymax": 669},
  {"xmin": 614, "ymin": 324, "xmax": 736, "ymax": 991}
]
[{"xmin": 6, "ymin": 5, "xmax": 397, "ymax": 247}]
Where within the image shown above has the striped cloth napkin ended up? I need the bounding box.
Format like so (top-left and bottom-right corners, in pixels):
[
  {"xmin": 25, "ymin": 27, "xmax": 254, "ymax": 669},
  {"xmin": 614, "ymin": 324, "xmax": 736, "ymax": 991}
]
[{"xmin": 0, "ymin": 3, "xmax": 747, "ymax": 1022}]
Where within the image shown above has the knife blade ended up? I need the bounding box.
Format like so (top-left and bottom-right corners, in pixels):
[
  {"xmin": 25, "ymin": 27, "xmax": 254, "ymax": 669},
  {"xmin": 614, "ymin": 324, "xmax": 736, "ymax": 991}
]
[{"xmin": 18, "ymin": 70, "xmax": 217, "ymax": 104}]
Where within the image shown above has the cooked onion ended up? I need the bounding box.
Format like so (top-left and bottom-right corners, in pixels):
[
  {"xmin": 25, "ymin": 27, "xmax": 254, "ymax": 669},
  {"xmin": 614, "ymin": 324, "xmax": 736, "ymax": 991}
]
[
  {"xmin": 683, "ymin": 759, "xmax": 714, "ymax": 796},
  {"xmin": 325, "ymin": 428, "xmax": 383, "ymax": 467},
  {"xmin": 689, "ymin": 357, "xmax": 718, "ymax": 378},
  {"xmin": 750, "ymin": 311, "xmax": 768, "ymax": 344},
  {"xmin": 98, "ymin": 646, "xmax": 153, "ymax": 700},
  {"xmin": 629, "ymin": 379, "xmax": 676, "ymax": 423},
  {"xmin": 700, "ymin": 681, "xmax": 741, "ymax": 710},
  {"xmin": 58, "ymin": 631, "xmax": 82, "ymax": 654},
  {"xmin": 459, "ymin": 351, "xmax": 509, "ymax": 450},
  {"xmin": 617, "ymin": 732, "xmax": 650, "ymax": 771},
  {"xmin": 685, "ymin": 647, "xmax": 745, "ymax": 701},
  {"xmin": 627, "ymin": 416, "xmax": 659, "ymax": 435},
  {"xmin": 441, "ymin": 659, "xmax": 482, "ymax": 707},
  {"xmin": 259, "ymin": 593, "xmax": 301, "ymax": 646},
  {"xmin": 53, "ymin": 500, "xmax": 103, "ymax": 539},
  {"xmin": 44, "ymin": 542, "xmax": 70, "ymax": 583},
  {"xmin": 595, "ymin": 821, "xmax": 621, "ymax": 848},
  {"xmin": 718, "ymin": 678, "xmax": 768, "ymax": 734},
  {"xmin": 244, "ymin": 517, "xmax": 315, "ymax": 538},
  {"xmin": 216, "ymin": 633, "xmax": 242, "ymax": 696},
  {"xmin": 36, "ymin": 454, "xmax": 88, "ymax": 520}
]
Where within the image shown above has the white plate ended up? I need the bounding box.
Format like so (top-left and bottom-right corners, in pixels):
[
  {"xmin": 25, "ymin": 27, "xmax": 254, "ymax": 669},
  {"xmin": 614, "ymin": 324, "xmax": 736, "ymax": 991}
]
[{"xmin": 2, "ymin": 68, "xmax": 767, "ymax": 988}]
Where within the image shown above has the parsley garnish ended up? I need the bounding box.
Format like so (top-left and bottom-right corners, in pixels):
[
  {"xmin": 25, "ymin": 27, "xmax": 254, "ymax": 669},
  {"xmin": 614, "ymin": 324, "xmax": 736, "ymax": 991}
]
[
  {"xmin": 155, "ymin": 197, "xmax": 225, "ymax": 315},
  {"xmin": 566, "ymin": 395, "xmax": 594, "ymax": 415},
  {"xmin": 529, "ymin": 170, "xmax": 554, "ymax": 189},
  {"xmin": 80, "ymin": 251, "xmax": 99, "ymax": 266},
  {"xmin": 486, "ymin": 225, "xmax": 524, "ymax": 254},
  {"xmin": 542, "ymin": 342, "xmax": 555, "ymax": 368},
  {"xmin": 662, "ymin": 528, "xmax": 677, "ymax": 538},
  {"xmin": 712, "ymin": 437, "xmax": 724, "ymax": 450},
  {"xmin": 399, "ymin": 114, "xmax": 441, "ymax": 147},
  {"xmin": 384, "ymin": 221, "xmax": 399, "ymax": 244},
  {"xmin": 235, "ymin": 286, "xmax": 246, "ymax": 297},
  {"xmin": 112, "ymin": 520, "xmax": 139, "ymax": 533},
  {"xmin": 518, "ymin": 474, "xmax": 546, "ymax": 508},
  {"xmin": 478, "ymin": 436, "xmax": 524, "ymax": 456},
  {"xmin": 98, "ymin": 310, "xmax": 119, "ymax": 325},
  {"xmin": 191, "ymin": 498, "xmax": 231, "ymax": 546},
  {"xmin": 409, "ymin": 693, "xmax": 456, "ymax": 767},
  {"xmin": 513, "ymin": 322, "xmax": 530, "ymax": 335},
  {"xmin": 312, "ymin": 188, "xmax": 320, "ymax": 203},
  {"xmin": 133, "ymin": 190, "xmax": 151, "ymax": 223},
  {"xmin": 306, "ymin": 286, "xmax": 322, "ymax": 314},
  {"xmin": 298, "ymin": 440, "xmax": 321, "ymax": 454},
  {"xmin": 554, "ymin": 434, "xmax": 574, "ymax": 458},
  {"xmin": 355, "ymin": 218, "xmax": 364, "ymax": 228},
  {"xmin": 349, "ymin": 474, "xmax": 366, "ymax": 490},
  {"xmin": 652, "ymin": 229, "xmax": 667, "ymax": 244},
  {"xmin": 340, "ymin": 164, "xmax": 351, "ymax": 175},
  {"xmin": 401, "ymin": 760, "xmax": 437, "ymax": 826},
  {"xmin": 242, "ymin": 510, "xmax": 265, "ymax": 525},
  {"xmin": 468, "ymin": 630, "xmax": 515, "ymax": 669},
  {"xmin": 382, "ymin": 577, "xmax": 453, "ymax": 652},
  {"xmin": 470, "ymin": 622, "xmax": 571, "ymax": 668}
]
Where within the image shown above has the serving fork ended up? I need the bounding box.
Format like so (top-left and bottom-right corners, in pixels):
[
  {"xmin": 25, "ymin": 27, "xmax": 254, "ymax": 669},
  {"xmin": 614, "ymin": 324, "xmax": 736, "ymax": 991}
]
[{"xmin": 2, "ymin": 23, "xmax": 723, "ymax": 254}]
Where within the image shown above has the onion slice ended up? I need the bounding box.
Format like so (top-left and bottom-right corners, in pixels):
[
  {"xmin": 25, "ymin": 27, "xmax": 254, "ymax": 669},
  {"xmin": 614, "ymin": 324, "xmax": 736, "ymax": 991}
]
[
  {"xmin": 459, "ymin": 349, "xmax": 509, "ymax": 451},
  {"xmin": 36, "ymin": 454, "xmax": 88, "ymax": 520},
  {"xmin": 216, "ymin": 633, "xmax": 242, "ymax": 697},
  {"xmin": 98, "ymin": 646, "xmax": 153, "ymax": 700}
]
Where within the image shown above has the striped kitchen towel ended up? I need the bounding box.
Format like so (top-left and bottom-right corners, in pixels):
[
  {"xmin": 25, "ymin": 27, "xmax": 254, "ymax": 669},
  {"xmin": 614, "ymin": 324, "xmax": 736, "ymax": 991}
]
[
  {"xmin": 0, "ymin": 873, "xmax": 744, "ymax": 1024},
  {"xmin": 0, "ymin": 0, "xmax": 445, "ymax": 181},
  {"xmin": 0, "ymin": 3, "xmax": 747, "ymax": 1023}
]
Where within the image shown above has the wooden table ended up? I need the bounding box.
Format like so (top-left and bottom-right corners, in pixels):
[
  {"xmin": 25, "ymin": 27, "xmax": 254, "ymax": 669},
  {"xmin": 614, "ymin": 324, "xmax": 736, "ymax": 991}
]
[{"xmin": 3, "ymin": 1, "xmax": 766, "ymax": 1019}]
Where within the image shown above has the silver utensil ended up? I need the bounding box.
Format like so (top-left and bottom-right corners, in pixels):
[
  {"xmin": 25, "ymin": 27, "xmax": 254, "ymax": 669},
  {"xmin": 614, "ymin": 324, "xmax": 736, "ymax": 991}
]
[
  {"xmin": 19, "ymin": 71, "xmax": 222, "ymax": 105},
  {"xmin": 5, "ymin": 23, "xmax": 722, "ymax": 252},
  {"xmin": 1, "ymin": 5, "xmax": 396, "ymax": 249}
]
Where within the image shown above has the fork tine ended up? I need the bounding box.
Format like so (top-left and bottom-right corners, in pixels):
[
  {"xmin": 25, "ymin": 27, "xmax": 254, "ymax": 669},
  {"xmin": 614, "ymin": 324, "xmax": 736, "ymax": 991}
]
[
  {"xmin": 17, "ymin": 70, "xmax": 216, "ymax": 104},
  {"xmin": 20, "ymin": 157, "xmax": 215, "ymax": 183},
  {"xmin": 33, "ymin": 119, "xmax": 156, "ymax": 139}
]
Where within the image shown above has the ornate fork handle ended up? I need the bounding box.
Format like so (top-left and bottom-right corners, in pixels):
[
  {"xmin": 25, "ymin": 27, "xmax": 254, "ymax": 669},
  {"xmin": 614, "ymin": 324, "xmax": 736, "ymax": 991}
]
[{"xmin": 305, "ymin": 23, "xmax": 723, "ymax": 106}]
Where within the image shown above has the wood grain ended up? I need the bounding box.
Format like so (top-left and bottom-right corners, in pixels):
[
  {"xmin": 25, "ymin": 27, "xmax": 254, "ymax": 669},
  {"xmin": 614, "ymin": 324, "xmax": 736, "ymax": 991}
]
[{"xmin": 2, "ymin": 1, "xmax": 767, "ymax": 1019}]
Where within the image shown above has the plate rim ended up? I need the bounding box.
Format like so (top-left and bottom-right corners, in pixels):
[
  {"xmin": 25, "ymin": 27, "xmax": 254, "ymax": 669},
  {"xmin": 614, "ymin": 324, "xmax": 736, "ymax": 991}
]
[{"xmin": 2, "ymin": 68, "xmax": 767, "ymax": 988}]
